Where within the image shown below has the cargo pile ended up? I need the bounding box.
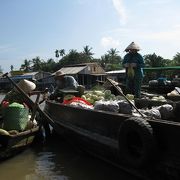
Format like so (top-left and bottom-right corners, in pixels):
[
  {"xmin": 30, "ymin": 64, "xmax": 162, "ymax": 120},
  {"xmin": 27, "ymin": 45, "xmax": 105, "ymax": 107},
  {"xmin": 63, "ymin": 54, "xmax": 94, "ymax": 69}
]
[{"xmin": 62, "ymin": 90, "xmax": 176, "ymax": 121}]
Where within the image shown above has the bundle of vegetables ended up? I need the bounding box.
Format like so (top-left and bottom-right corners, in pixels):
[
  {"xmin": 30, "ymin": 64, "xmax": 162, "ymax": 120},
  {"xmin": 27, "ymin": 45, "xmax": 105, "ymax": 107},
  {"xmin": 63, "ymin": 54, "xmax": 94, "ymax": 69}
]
[
  {"xmin": 151, "ymin": 96, "xmax": 167, "ymax": 102},
  {"xmin": 126, "ymin": 94, "xmax": 134, "ymax": 101},
  {"xmin": 127, "ymin": 66, "xmax": 135, "ymax": 78},
  {"xmin": 81, "ymin": 90, "xmax": 124, "ymax": 105}
]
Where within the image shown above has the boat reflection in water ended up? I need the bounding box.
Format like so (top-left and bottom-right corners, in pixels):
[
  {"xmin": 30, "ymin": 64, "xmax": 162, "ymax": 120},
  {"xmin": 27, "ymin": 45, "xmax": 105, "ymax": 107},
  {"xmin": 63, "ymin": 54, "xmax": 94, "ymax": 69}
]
[{"xmin": 0, "ymin": 136, "xmax": 138, "ymax": 180}]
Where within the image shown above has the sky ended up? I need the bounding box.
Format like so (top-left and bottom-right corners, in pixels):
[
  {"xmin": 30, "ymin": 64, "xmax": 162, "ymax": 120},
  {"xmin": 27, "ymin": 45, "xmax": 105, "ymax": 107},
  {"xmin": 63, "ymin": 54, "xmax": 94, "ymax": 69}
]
[{"xmin": 0, "ymin": 0, "xmax": 180, "ymax": 72}]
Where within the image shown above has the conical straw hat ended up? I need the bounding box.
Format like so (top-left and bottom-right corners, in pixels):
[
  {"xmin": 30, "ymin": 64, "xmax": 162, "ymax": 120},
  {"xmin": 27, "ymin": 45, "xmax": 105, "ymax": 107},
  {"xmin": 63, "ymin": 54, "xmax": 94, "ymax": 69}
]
[
  {"xmin": 16, "ymin": 79, "xmax": 36, "ymax": 94},
  {"xmin": 125, "ymin": 42, "xmax": 141, "ymax": 51}
]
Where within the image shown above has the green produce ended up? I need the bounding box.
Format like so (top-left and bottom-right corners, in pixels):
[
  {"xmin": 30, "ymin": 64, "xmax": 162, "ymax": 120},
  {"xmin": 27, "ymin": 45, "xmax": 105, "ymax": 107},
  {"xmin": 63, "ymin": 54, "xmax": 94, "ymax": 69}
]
[
  {"xmin": 86, "ymin": 98, "xmax": 95, "ymax": 104},
  {"xmin": 126, "ymin": 94, "xmax": 134, "ymax": 100},
  {"xmin": 64, "ymin": 94, "xmax": 75, "ymax": 100},
  {"xmin": 127, "ymin": 66, "xmax": 135, "ymax": 78},
  {"xmin": 81, "ymin": 95, "xmax": 86, "ymax": 100},
  {"xmin": 9, "ymin": 102, "xmax": 24, "ymax": 108},
  {"xmin": 104, "ymin": 90, "xmax": 111, "ymax": 96},
  {"xmin": 0, "ymin": 128, "xmax": 10, "ymax": 136}
]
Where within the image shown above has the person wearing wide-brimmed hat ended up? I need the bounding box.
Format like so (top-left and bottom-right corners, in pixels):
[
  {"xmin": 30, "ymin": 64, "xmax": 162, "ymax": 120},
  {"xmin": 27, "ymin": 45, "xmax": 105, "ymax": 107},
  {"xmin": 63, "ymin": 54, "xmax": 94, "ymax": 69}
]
[
  {"xmin": 122, "ymin": 42, "xmax": 145, "ymax": 98},
  {"xmin": 2, "ymin": 79, "xmax": 36, "ymax": 105},
  {"xmin": 54, "ymin": 70, "xmax": 78, "ymax": 89},
  {"xmin": 50, "ymin": 70, "xmax": 79, "ymax": 101}
]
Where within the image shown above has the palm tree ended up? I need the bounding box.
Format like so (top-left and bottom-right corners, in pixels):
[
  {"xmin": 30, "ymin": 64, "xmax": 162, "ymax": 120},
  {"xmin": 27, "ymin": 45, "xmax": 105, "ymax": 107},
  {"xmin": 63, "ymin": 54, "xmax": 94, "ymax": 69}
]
[
  {"xmin": 32, "ymin": 57, "xmax": 42, "ymax": 71},
  {"xmin": 107, "ymin": 48, "xmax": 119, "ymax": 56},
  {"xmin": 83, "ymin": 45, "xmax": 94, "ymax": 57},
  {"xmin": 107, "ymin": 48, "xmax": 120, "ymax": 64},
  {"xmin": 172, "ymin": 52, "xmax": 180, "ymax": 66},
  {"xmin": 82, "ymin": 45, "xmax": 94, "ymax": 63},
  {"xmin": 144, "ymin": 53, "xmax": 166, "ymax": 67},
  {"xmin": 10, "ymin": 65, "xmax": 14, "ymax": 71},
  {"xmin": 0, "ymin": 66, "xmax": 3, "ymax": 73},
  {"xmin": 55, "ymin": 49, "xmax": 59, "ymax": 58},
  {"xmin": 59, "ymin": 49, "xmax": 65, "ymax": 57},
  {"xmin": 20, "ymin": 59, "xmax": 31, "ymax": 72}
]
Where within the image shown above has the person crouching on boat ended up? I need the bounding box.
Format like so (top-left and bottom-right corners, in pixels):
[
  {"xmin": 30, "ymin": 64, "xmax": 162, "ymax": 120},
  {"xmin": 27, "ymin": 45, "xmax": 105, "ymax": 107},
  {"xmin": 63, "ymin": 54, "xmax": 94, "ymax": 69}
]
[
  {"xmin": 50, "ymin": 70, "xmax": 79, "ymax": 102},
  {"xmin": 122, "ymin": 42, "xmax": 145, "ymax": 98},
  {"xmin": 2, "ymin": 79, "xmax": 36, "ymax": 106}
]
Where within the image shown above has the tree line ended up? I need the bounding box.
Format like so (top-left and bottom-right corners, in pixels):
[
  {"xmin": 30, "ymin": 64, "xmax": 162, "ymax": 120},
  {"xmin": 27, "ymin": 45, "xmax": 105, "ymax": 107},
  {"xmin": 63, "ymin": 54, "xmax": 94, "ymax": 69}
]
[{"xmin": 11, "ymin": 45, "xmax": 180, "ymax": 73}]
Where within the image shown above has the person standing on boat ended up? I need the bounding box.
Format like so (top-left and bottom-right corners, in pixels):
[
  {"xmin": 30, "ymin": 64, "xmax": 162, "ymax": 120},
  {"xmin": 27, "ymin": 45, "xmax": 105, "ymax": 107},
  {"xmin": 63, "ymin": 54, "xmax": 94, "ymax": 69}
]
[
  {"xmin": 122, "ymin": 42, "xmax": 145, "ymax": 98},
  {"xmin": 50, "ymin": 70, "xmax": 79, "ymax": 101}
]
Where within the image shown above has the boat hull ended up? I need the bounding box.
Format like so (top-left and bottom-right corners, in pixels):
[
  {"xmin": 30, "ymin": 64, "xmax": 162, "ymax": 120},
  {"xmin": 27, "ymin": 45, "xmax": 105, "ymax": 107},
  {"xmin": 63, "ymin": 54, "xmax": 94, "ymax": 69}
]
[
  {"xmin": 44, "ymin": 100, "xmax": 180, "ymax": 180},
  {"xmin": 0, "ymin": 126, "xmax": 40, "ymax": 160}
]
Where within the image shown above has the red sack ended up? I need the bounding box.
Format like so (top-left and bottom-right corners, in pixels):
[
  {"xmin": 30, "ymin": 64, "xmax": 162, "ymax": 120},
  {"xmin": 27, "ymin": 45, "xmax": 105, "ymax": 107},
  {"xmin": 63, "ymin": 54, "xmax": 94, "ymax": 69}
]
[
  {"xmin": 63, "ymin": 97, "xmax": 92, "ymax": 106},
  {"xmin": 1, "ymin": 100, "xmax": 9, "ymax": 108}
]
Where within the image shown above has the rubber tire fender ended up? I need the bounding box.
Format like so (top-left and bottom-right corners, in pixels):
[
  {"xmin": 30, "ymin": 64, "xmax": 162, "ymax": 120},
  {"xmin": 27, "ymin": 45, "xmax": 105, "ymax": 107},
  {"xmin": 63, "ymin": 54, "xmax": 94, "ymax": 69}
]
[{"xmin": 118, "ymin": 117, "xmax": 157, "ymax": 168}]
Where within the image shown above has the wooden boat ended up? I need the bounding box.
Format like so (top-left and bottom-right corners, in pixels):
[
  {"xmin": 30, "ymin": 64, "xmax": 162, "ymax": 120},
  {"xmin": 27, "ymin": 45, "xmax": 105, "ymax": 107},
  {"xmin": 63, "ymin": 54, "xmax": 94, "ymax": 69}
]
[
  {"xmin": 0, "ymin": 125, "xmax": 40, "ymax": 160},
  {"xmin": 141, "ymin": 84, "xmax": 175, "ymax": 94},
  {"xmin": 43, "ymin": 99, "xmax": 180, "ymax": 180},
  {"xmin": 0, "ymin": 73, "xmax": 48, "ymax": 160}
]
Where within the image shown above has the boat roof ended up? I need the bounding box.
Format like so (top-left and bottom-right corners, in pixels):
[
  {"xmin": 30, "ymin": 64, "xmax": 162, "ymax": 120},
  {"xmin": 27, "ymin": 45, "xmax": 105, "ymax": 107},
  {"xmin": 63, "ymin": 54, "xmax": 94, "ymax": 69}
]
[{"xmin": 144, "ymin": 66, "xmax": 180, "ymax": 71}]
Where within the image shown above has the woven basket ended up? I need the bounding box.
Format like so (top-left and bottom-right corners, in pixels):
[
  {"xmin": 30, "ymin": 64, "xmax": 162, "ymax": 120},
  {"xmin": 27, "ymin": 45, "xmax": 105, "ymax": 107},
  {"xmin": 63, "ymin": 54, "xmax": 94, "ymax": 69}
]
[{"xmin": 3, "ymin": 107, "xmax": 29, "ymax": 131}]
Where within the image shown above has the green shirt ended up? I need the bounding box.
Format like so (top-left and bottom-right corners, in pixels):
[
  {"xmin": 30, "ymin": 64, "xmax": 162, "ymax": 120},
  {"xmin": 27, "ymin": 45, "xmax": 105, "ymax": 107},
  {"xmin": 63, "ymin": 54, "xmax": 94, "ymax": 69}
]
[{"xmin": 3, "ymin": 90, "xmax": 27, "ymax": 104}]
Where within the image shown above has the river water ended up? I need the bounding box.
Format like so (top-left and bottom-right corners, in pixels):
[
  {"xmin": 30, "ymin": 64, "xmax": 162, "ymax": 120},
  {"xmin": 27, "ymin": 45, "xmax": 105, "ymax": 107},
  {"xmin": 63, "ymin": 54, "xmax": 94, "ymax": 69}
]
[{"xmin": 0, "ymin": 94, "xmax": 139, "ymax": 180}]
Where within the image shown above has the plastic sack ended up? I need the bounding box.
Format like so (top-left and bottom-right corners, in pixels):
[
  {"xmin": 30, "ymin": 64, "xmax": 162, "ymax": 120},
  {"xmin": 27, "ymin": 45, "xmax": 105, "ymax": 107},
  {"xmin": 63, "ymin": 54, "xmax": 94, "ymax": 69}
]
[
  {"xmin": 156, "ymin": 104, "xmax": 174, "ymax": 120},
  {"xmin": 94, "ymin": 100, "xmax": 119, "ymax": 112},
  {"xmin": 117, "ymin": 100, "xmax": 133, "ymax": 114},
  {"xmin": 140, "ymin": 108, "xmax": 161, "ymax": 119},
  {"xmin": 69, "ymin": 102, "xmax": 94, "ymax": 110}
]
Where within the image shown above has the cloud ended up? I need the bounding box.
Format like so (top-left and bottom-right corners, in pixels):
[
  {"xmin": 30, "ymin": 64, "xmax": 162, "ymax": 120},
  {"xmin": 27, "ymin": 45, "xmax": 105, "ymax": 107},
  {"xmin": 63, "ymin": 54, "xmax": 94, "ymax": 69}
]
[
  {"xmin": 77, "ymin": 0, "xmax": 89, "ymax": 5},
  {"xmin": 112, "ymin": 0, "xmax": 127, "ymax": 25},
  {"xmin": 138, "ymin": 0, "xmax": 172, "ymax": 5},
  {"xmin": 0, "ymin": 44, "xmax": 16, "ymax": 53},
  {"xmin": 141, "ymin": 27, "xmax": 180, "ymax": 42},
  {"xmin": 101, "ymin": 36, "xmax": 120, "ymax": 48}
]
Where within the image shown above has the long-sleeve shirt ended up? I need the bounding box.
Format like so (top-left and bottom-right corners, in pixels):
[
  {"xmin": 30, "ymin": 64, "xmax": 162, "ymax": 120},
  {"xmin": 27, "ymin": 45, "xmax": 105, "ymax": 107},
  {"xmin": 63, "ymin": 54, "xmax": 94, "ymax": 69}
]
[
  {"xmin": 55, "ymin": 76, "xmax": 79, "ymax": 90},
  {"xmin": 122, "ymin": 52, "xmax": 145, "ymax": 79},
  {"xmin": 52, "ymin": 76, "xmax": 79, "ymax": 100}
]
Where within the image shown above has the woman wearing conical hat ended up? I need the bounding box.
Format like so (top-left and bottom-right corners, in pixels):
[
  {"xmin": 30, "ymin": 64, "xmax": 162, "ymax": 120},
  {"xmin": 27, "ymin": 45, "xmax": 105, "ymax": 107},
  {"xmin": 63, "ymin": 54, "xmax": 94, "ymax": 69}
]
[
  {"xmin": 2, "ymin": 79, "xmax": 36, "ymax": 105},
  {"xmin": 122, "ymin": 42, "xmax": 145, "ymax": 98}
]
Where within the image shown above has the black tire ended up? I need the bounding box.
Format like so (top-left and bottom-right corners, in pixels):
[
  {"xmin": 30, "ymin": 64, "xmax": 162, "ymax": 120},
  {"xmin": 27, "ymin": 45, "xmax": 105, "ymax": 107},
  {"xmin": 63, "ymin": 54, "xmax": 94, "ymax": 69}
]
[{"xmin": 118, "ymin": 117, "xmax": 157, "ymax": 168}]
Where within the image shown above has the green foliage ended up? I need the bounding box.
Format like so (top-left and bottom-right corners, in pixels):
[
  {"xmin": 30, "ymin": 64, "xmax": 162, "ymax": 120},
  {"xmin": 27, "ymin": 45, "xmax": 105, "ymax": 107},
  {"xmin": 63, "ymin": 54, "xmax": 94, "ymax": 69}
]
[
  {"xmin": 10, "ymin": 65, "xmax": 14, "ymax": 71},
  {"xmin": 16, "ymin": 46, "xmax": 180, "ymax": 74},
  {"xmin": 100, "ymin": 48, "xmax": 122, "ymax": 71},
  {"xmin": 144, "ymin": 53, "xmax": 167, "ymax": 67},
  {"xmin": 55, "ymin": 49, "xmax": 65, "ymax": 58},
  {"xmin": 20, "ymin": 59, "xmax": 31, "ymax": 72},
  {"xmin": 172, "ymin": 52, "xmax": 180, "ymax": 65},
  {"xmin": 0, "ymin": 65, "xmax": 3, "ymax": 73}
]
